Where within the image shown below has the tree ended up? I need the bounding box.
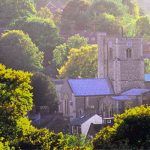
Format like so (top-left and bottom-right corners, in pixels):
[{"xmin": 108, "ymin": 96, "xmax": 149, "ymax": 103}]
[
  {"xmin": 37, "ymin": 7, "xmax": 53, "ymax": 19},
  {"xmin": 0, "ymin": 64, "xmax": 66, "ymax": 149},
  {"xmin": 67, "ymin": 34, "xmax": 88, "ymax": 49},
  {"xmin": 0, "ymin": 0, "xmax": 36, "ymax": 27},
  {"xmin": 31, "ymin": 72, "xmax": 58, "ymax": 113},
  {"xmin": 0, "ymin": 64, "xmax": 33, "ymax": 141},
  {"xmin": 53, "ymin": 34, "xmax": 88, "ymax": 68},
  {"xmin": 93, "ymin": 105, "xmax": 150, "ymax": 149},
  {"xmin": 61, "ymin": 0, "xmax": 90, "ymax": 33},
  {"xmin": 12, "ymin": 16, "xmax": 60, "ymax": 76},
  {"xmin": 0, "ymin": 30, "xmax": 44, "ymax": 71},
  {"xmin": 92, "ymin": 13, "xmax": 121, "ymax": 35},
  {"xmin": 136, "ymin": 16, "xmax": 150, "ymax": 37},
  {"xmin": 58, "ymin": 45, "xmax": 98, "ymax": 78}
]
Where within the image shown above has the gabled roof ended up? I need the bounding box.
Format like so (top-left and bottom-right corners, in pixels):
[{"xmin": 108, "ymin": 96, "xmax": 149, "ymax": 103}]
[
  {"xmin": 71, "ymin": 114, "xmax": 102, "ymax": 126},
  {"xmin": 145, "ymin": 74, "xmax": 150, "ymax": 82},
  {"xmin": 71, "ymin": 115, "xmax": 94, "ymax": 126},
  {"xmin": 121, "ymin": 88, "xmax": 150, "ymax": 96},
  {"xmin": 68, "ymin": 78, "xmax": 114, "ymax": 97}
]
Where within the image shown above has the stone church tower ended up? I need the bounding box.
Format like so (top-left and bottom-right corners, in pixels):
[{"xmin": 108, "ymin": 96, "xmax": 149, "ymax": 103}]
[{"xmin": 97, "ymin": 33, "xmax": 145, "ymax": 94}]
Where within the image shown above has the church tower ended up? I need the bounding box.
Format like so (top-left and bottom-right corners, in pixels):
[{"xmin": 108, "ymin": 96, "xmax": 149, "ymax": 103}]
[{"xmin": 97, "ymin": 33, "xmax": 144, "ymax": 94}]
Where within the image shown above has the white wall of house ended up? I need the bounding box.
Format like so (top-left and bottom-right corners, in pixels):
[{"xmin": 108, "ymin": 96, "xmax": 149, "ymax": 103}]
[{"xmin": 81, "ymin": 114, "xmax": 102, "ymax": 136}]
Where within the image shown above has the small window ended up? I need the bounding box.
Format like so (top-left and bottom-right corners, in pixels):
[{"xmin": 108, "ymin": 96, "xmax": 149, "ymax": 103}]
[
  {"xmin": 126, "ymin": 48, "xmax": 132, "ymax": 58},
  {"xmin": 109, "ymin": 48, "xmax": 113, "ymax": 60}
]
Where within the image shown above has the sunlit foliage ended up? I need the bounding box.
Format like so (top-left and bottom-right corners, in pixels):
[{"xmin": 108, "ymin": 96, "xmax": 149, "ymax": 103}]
[
  {"xmin": 93, "ymin": 105, "xmax": 150, "ymax": 149},
  {"xmin": 58, "ymin": 45, "xmax": 98, "ymax": 78}
]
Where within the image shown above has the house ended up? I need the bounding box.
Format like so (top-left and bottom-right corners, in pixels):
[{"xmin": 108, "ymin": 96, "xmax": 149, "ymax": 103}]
[
  {"xmin": 70, "ymin": 114, "xmax": 103, "ymax": 136},
  {"xmin": 60, "ymin": 78, "xmax": 116, "ymax": 119}
]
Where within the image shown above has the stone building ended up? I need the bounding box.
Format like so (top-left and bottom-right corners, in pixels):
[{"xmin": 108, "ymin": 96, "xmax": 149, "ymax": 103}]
[{"xmin": 59, "ymin": 33, "xmax": 150, "ymax": 121}]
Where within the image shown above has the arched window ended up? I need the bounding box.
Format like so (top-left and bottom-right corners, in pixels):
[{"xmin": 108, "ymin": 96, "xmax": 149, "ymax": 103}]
[{"xmin": 126, "ymin": 48, "xmax": 132, "ymax": 58}]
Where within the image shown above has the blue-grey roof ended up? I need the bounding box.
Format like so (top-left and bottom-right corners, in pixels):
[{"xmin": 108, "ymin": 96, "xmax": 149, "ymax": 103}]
[
  {"xmin": 121, "ymin": 88, "xmax": 150, "ymax": 96},
  {"xmin": 71, "ymin": 114, "xmax": 99, "ymax": 126},
  {"xmin": 145, "ymin": 74, "xmax": 150, "ymax": 82},
  {"xmin": 68, "ymin": 78, "xmax": 114, "ymax": 96},
  {"xmin": 112, "ymin": 95, "xmax": 136, "ymax": 101}
]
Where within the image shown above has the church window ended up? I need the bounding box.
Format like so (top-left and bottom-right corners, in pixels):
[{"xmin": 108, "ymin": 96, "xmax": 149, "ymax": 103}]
[
  {"xmin": 126, "ymin": 48, "xmax": 132, "ymax": 58},
  {"xmin": 109, "ymin": 48, "xmax": 113, "ymax": 60}
]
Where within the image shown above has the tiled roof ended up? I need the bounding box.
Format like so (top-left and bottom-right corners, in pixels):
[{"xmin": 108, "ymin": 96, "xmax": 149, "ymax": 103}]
[
  {"xmin": 121, "ymin": 88, "xmax": 150, "ymax": 96},
  {"xmin": 68, "ymin": 78, "xmax": 114, "ymax": 96},
  {"xmin": 145, "ymin": 74, "xmax": 150, "ymax": 82}
]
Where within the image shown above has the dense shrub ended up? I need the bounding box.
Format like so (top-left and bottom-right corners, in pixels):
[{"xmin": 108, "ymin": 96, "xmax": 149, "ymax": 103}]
[{"xmin": 93, "ymin": 105, "xmax": 150, "ymax": 149}]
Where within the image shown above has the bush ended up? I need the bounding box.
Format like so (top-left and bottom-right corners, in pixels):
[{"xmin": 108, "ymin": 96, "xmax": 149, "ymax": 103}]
[
  {"xmin": 17, "ymin": 128, "xmax": 64, "ymax": 150},
  {"xmin": 93, "ymin": 105, "xmax": 150, "ymax": 149}
]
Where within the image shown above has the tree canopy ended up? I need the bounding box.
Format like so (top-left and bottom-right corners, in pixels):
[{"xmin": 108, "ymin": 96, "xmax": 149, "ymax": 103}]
[
  {"xmin": 0, "ymin": 64, "xmax": 33, "ymax": 141},
  {"xmin": 61, "ymin": 0, "xmax": 90, "ymax": 33},
  {"xmin": 12, "ymin": 16, "xmax": 60, "ymax": 76},
  {"xmin": 0, "ymin": 30, "xmax": 44, "ymax": 71},
  {"xmin": 0, "ymin": 0, "xmax": 36, "ymax": 27},
  {"xmin": 53, "ymin": 34, "xmax": 88, "ymax": 67},
  {"xmin": 58, "ymin": 45, "xmax": 98, "ymax": 78}
]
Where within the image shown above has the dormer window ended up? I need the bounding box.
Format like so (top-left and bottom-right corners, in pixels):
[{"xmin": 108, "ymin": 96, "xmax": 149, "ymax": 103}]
[{"xmin": 126, "ymin": 48, "xmax": 132, "ymax": 58}]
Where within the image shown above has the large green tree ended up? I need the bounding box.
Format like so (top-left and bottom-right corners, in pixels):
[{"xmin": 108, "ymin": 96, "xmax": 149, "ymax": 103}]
[
  {"xmin": 0, "ymin": 64, "xmax": 33, "ymax": 141},
  {"xmin": 0, "ymin": 30, "xmax": 44, "ymax": 71},
  {"xmin": 31, "ymin": 72, "xmax": 58, "ymax": 113},
  {"xmin": 53, "ymin": 34, "xmax": 88, "ymax": 68},
  {"xmin": 0, "ymin": 0, "xmax": 36, "ymax": 27},
  {"xmin": 58, "ymin": 45, "xmax": 98, "ymax": 78},
  {"xmin": 12, "ymin": 16, "xmax": 60, "ymax": 76},
  {"xmin": 61, "ymin": 0, "xmax": 90, "ymax": 33},
  {"xmin": 0, "ymin": 64, "xmax": 65, "ymax": 149}
]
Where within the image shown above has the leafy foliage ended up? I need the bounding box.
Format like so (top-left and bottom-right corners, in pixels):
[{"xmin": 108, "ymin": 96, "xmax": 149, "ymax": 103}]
[
  {"xmin": 136, "ymin": 16, "xmax": 150, "ymax": 37},
  {"xmin": 31, "ymin": 72, "xmax": 58, "ymax": 113},
  {"xmin": 0, "ymin": 0, "xmax": 36, "ymax": 27},
  {"xmin": 37, "ymin": 7, "xmax": 53, "ymax": 19},
  {"xmin": 53, "ymin": 34, "xmax": 88, "ymax": 67},
  {"xmin": 12, "ymin": 16, "xmax": 60, "ymax": 76},
  {"xmin": 64, "ymin": 134, "xmax": 93, "ymax": 149},
  {"xmin": 0, "ymin": 30, "xmax": 44, "ymax": 71},
  {"xmin": 17, "ymin": 126, "xmax": 65, "ymax": 150},
  {"xmin": 145, "ymin": 59, "xmax": 150, "ymax": 73},
  {"xmin": 93, "ymin": 105, "xmax": 150, "ymax": 149},
  {"xmin": 0, "ymin": 64, "xmax": 33, "ymax": 141},
  {"xmin": 61, "ymin": 0, "xmax": 90, "ymax": 33},
  {"xmin": 58, "ymin": 45, "xmax": 98, "ymax": 78}
]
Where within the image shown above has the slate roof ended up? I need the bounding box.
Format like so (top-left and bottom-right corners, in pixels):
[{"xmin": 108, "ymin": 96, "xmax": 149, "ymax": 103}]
[
  {"xmin": 112, "ymin": 95, "xmax": 136, "ymax": 101},
  {"xmin": 121, "ymin": 88, "xmax": 150, "ymax": 96},
  {"xmin": 70, "ymin": 115, "xmax": 93, "ymax": 126},
  {"xmin": 145, "ymin": 74, "xmax": 150, "ymax": 82},
  {"xmin": 68, "ymin": 78, "xmax": 114, "ymax": 97}
]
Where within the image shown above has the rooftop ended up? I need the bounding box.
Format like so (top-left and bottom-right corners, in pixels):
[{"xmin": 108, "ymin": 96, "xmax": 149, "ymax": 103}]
[
  {"xmin": 68, "ymin": 78, "xmax": 114, "ymax": 97},
  {"xmin": 121, "ymin": 88, "xmax": 150, "ymax": 96}
]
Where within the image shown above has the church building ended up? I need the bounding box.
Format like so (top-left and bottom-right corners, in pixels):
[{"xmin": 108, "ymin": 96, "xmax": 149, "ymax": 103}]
[{"xmin": 59, "ymin": 33, "xmax": 150, "ymax": 121}]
